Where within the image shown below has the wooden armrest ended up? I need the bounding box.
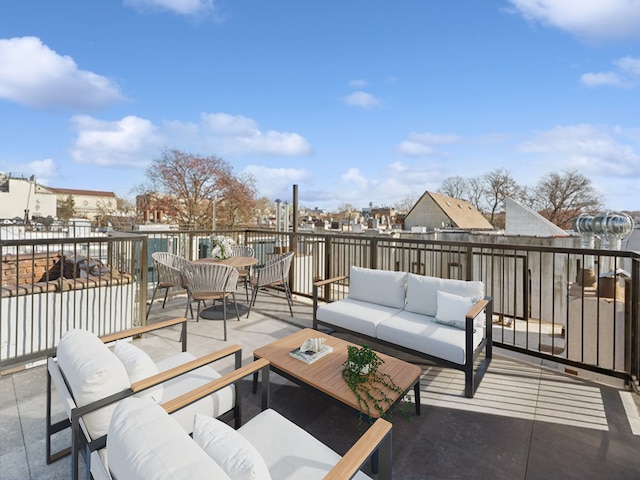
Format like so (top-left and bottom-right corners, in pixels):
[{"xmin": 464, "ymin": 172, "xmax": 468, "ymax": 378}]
[
  {"xmin": 161, "ymin": 358, "xmax": 270, "ymax": 414},
  {"xmin": 313, "ymin": 275, "xmax": 348, "ymax": 287},
  {"xmin": 323, "ymin": 418, "xmax": 392, "ymax": 480},
  {"xmin": 465, "ymin": 298, "xmax": 490, "ymax": 321},
  {"xmin": 100, "ymin": 317, "xmax": 186, "ymax": 344},
  {"xmin": 131, "ymin": 345, "xmax": 242, "ymax": 393}
]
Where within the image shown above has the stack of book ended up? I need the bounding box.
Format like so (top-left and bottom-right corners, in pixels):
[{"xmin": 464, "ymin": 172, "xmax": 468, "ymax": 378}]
[{"xmin": 289, "ymin": 345, "xmax": 333, "ymax": 364}]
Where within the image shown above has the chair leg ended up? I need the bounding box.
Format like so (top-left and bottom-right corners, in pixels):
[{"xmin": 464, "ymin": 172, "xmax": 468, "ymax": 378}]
[
  {"xmin": 284, "ymin": 282, "xmax": 293, "ymax": 317},
  {"xmin": 222, "ymin": 297, "xmax": 227, "ymax": 341},
  {"xmin": 161, "ymin": 287, "xmax": 169, "ymax": 309},
  {"xmin": 146, "ymin": 282, "xmax": 160, "ymax": 320},
  {"xmin": 232, "ymin": 292, "xmax": 240, "ymax": 321},
  {"xmin": 246, "ymin": 285, "xmax": 259, "ymax": 318}
]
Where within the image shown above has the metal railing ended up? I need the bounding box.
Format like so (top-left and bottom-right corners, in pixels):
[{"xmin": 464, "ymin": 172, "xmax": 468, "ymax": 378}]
[
  {"xmin": 2, "ymin": 227, "xmax": 639, "ymax": 393},
  {"xmin": 1, "ymin": 233, "xmax": 146, "ymax": 371}
]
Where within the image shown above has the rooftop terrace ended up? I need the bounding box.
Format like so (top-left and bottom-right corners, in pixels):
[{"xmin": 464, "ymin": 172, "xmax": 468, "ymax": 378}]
[{"xmin": 3, "ymin": 290, "xmax": 640, "ymax": 480}]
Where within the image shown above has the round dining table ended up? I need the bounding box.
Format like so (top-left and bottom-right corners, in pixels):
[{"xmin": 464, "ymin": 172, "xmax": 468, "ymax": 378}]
[{"xmin": 194, "ymin": 256, "xmax": 259, "ymax": 269}]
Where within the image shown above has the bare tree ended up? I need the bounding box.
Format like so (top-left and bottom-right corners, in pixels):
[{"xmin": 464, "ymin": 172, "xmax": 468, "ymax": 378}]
[
  {"xmin": 438, "ymin": 176, "xmax": 469, "ymax": 201},
  {"xmin": 466, "ymin": 176, "xmax": 485, "ymax": 212},
  {"xmin": 394, "ymin": 195, "xmax": 417, "ymax": 213},
  {"xmin": 483, "ymin": 168, "xmax": 520, "ymax": 225},
  {"xmin": 532, "ymin": 170, "xmax": 602, "ymax": 229},
  {"xmin": 142, "ymin": 149, "xmax": 257, "ymax": 230}
]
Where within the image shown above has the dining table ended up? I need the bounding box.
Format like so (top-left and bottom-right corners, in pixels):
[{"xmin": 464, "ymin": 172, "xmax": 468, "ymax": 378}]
[{"xmin": 194, "ymin": 256, "xmax": 259, "ymax": 269}]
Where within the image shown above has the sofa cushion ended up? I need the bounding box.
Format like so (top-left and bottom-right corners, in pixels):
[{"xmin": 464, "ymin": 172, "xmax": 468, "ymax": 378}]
[
  {"xmin": 434, "ymin": 290, "xmax": 477, "ymax": 330},
  {"xmin": 377, "ymin": 311, "xmax": 485, "ymax": 365},
  {"xmin": 239, "ymin": 408, "xmax": 371, "ymax": 480},
  {"xmin": 155, "ymin": 352, "xmax": 236, "ymax": 433},
  {"xmin": 113, "ymin": 340, "xmax": 163, "ymax": 404},
  {"xmin": 405, "ymin": 273, "xmax": 484, "ymax": 317},
  {"xmin": 316, "ymin": 297, "xmax": 401, "ymax": 338},
  {"xmin": 348, "ymin": 266, "xmax": 407, "ymax": 309},
  {"xmin": 193, "ymin": 413, "xmax": 271, "ymax": 480},
  {"xmin": 107, "ymin": 398, "xmax": 231, "ymax": 480},
  {"xmin": 56, "ymin": 329, "xmax": 130, "ymax": 440}
]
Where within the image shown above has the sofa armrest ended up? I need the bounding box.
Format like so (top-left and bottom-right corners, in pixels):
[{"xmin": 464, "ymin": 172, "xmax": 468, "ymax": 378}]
[
  {"xmin": 100, "ymin": 317, "xmax": 188, "ymax": 352},
  {"xmin": 161, "ymin": 358, "xmax": 271, "ymax": 414},
  {"xmin": 313, "ymin": 275, "xmax": 349, "ymax": 326},
  {"xmin": 465, "ymin": 298, "xmax": 490, "ymax": 323},
  {"xmin": 324, "ymin": 418, "xmax": 392, "ymax": 480}
]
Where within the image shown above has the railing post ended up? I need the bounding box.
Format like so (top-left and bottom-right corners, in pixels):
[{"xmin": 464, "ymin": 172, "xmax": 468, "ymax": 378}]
[
  {"xmin": 465, "ymin": 245, "xmax": 473, "ymax": 281},
  {"xmin": 139, "ymin": 236, "xmax": 148, "ymax": 327},
  {"xmin": 629, "ymin": 257, "xmax": 640, "ymax": 390},
  {"xmin": 323, "ymin": 236, "xmax": 332, "ymax": 302},
  {"xmin": 370, "ymin": 236, "xmax": 378, "ymax": 269}
]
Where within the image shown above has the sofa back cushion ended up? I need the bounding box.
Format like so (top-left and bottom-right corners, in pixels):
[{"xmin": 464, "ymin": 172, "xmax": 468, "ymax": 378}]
[
  {"xmin": 113, "ymin": 340, "xmax": 163, "ymax": 404},
  {"xmin": 108, "ymin": 398, "xmax": 230, "ymax": 480},
  {"xmin": 56, "ymin": 329, "xmax": 130, "ymax": 440},
  {"xmin": 348, "ymin": 266, "xmax": 406, "ymax": 309},
  {"xmin": 405, "ymin": 273, "xmax": 484, "ymax": 317}
]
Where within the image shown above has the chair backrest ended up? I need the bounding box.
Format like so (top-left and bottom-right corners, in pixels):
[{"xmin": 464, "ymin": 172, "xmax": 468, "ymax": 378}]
[
  {"xmin": 255, "ymin": 252, "xmax": 294, "ymax": 288},
  {"xmin": 151, "ymin": 252, "xmax": 189, "ymax": 288},
  {"xmin": 181, "ymin": 262, "xmax": 239, "ymax": 294},
  {"xmin": 230, "ymin": 245, "xmax": 255, "ymax": 257}
]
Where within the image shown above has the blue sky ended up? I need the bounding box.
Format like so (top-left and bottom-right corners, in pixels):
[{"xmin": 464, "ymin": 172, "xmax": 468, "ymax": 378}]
[{"xmin": 1, "ymin": 0, "xmax": 640, "ymax": 211}]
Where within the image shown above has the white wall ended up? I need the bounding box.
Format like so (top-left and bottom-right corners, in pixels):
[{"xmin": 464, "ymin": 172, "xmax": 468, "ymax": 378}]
[{"xmin": 0, "ymin": 179, "xmax": 56, "ymax": 220}]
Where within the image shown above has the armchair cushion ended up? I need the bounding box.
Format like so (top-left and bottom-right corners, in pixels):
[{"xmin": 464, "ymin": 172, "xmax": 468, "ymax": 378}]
[
  {"xmin": 193, "ymin": 413, "xmax": 271, "ymax": 480},
  {"xmin": 56, "ymin": 329, "xmax": 130, "ymax": 440},
  {"xmin": 348, "ymin": 266, "xmax": 406, "ymax": 309},
  {"xmin": 113, "ymin": 340, "xmax": 163, "ymax": 404},
  {"xmin": 107, "ymin": 398, "xmax": 231, "ymax": 480}
]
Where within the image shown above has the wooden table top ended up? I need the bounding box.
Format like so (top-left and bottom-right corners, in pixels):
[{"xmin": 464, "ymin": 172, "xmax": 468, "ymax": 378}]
[
  {"xmin": 194, "ymin": 256, "xmax": 259, "ymax": 269},
  {"xmin": 253, "ymin": 328, "xmax": 421, "ymax": 418}
]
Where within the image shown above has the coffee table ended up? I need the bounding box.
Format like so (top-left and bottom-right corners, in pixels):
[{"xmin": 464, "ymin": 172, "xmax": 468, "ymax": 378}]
[{"xmin": 252, "ymin": 328, "xmax": 421, "ymax": 419}]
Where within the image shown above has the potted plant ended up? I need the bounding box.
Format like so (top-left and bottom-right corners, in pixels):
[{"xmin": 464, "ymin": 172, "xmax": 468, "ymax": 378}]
[{"xmin": 342, "ymin": 344, "xmax": 411, "ymax": 430}]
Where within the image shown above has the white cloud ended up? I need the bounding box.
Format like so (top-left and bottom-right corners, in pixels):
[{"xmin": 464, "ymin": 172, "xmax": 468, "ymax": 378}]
[
  {"xmin": 580, "ymin": 72, "xmax": 625, "ymax": 87},
  {"xmin": 28, "ymin": 158, "xmax": 58, "ymax": 184},
  {"xmin": 348, "ymin": 79, "xmax": 368, "ymax": 88},
  {"xmin": 69, "ymin": 115, "xmax": 162, "ymax": 167},
  {"xmin": 615, "ymin": 56, "xmax": 640, "ymax": 76},
  {"xmin": 344, "ymin": 91, "xmax": 381, "ymax": 109},
  {"xmin": 197, "ymin": 113, "xmax": 312, "ymax": 156},
  {"xmin": 0, "ymin": 37, "xmax": 126, "ymax": 110},
  {"xmin": 242, "ymin": 165, "xmax": 310, "ymax": 200},
  {"xmin": 580, "ymin": 56, "xmax": 640, "ymax": 87},
  {"xmin": 507, "ymin": 0, "xmax": 640, "ymax": 39},
  {"xmin": 396, "ymin": 131, "xmax": 461, "ymax": 156},
  {"xmin": 69, "ymin": 112, "xmax": 312, "ymax": 167},
  {"xmin": 123, "ymin": 0, "xmax": 213, "ymax": 16},
  {"xmin": 519, "ymin": 124, "xmax": 640, "ymax": 176},
  {"xmin": 341, "ymin": 168, "xmax": 369, "ymax": 189}
]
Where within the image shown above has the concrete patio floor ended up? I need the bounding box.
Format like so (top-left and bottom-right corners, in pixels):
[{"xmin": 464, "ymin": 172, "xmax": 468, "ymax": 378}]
[{"xmin": 3, "ymin": 287, "xmax": 640, "ymax": 480}]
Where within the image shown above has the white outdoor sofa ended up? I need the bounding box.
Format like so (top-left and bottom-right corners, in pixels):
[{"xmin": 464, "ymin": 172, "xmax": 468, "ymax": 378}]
[
  {"xmin": 46, "ymin": 317, "xmax": 241, "ymax": 480},
  {"xmin": 92, "ymin": 359, "xmax": 393, "ymax": 480},
  {"xmin": 313, "ymin": 266, "xmax": 493, "ymax": 398}
]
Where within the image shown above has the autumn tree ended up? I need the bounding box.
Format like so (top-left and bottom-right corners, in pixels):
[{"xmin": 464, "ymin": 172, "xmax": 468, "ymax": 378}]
[
  {"xmin": 142, "ymin": 149, "xmax": 257, "ymax": 230},
  {"xmin": 531, "ymin": 170, "xmax": 602, "ymax": 229}
]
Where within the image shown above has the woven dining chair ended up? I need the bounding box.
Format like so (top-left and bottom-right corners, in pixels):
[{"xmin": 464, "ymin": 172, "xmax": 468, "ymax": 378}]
[
  {"xmin": 246, "ymin": 251, "xmax": 294, "ymax": 318},
  {"xmin": 181, "ymin": 262, "xmax": 240, "ymax": 341},
  {"xmin": 147, "ymin": 252, "xmax": 192, "ymax": 320},
  {"xmin": 230, "ymin": 245, "xmax": 255, "ymax": 301}
]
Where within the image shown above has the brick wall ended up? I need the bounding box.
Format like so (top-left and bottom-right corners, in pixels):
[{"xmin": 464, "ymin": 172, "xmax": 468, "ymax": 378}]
[{"xmin": 1, "ymin": 253, "xmax": 64, "ymax": 286}]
